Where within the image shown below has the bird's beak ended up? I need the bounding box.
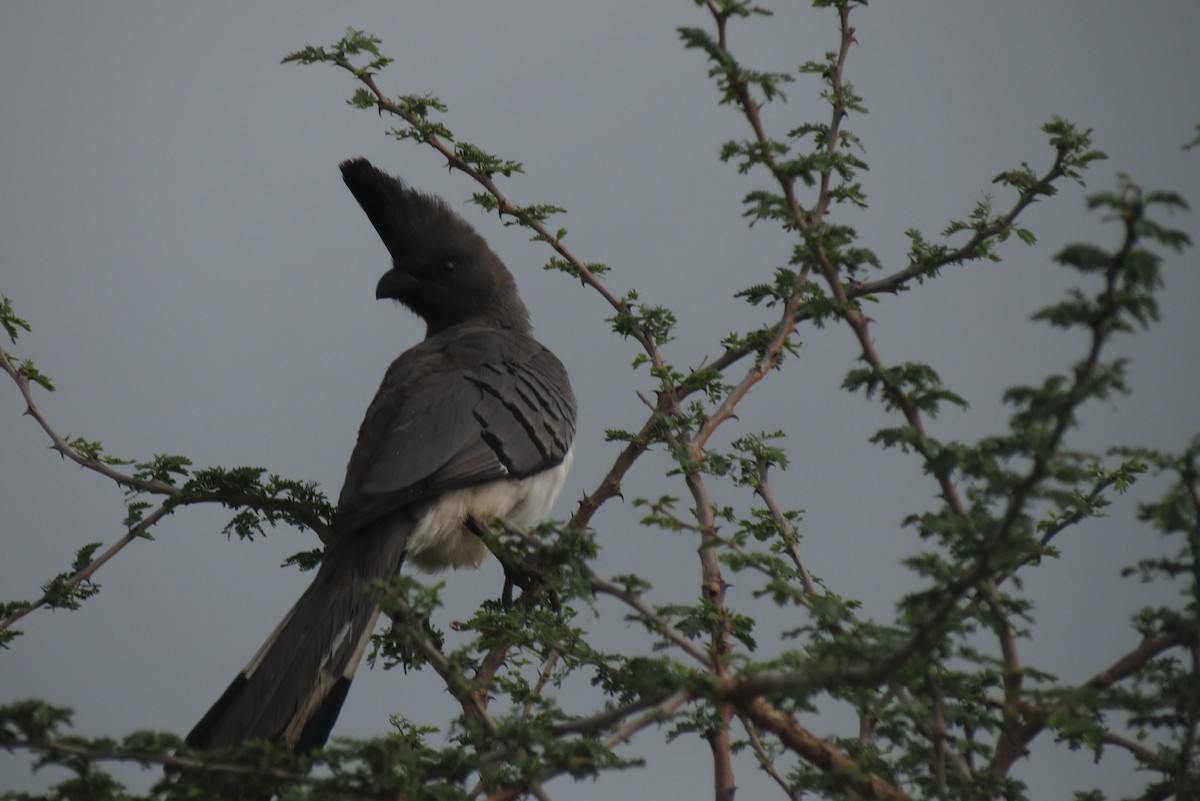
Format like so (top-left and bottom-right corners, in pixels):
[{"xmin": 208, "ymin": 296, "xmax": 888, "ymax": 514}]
[{"xmin": 375, "ymin": 269, "xmax": 418, "ymax": 300}]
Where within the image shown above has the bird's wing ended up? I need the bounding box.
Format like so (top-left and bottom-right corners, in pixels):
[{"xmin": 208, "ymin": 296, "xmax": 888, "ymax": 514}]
[{"xmin": 333, "ymin": 325, "xmax": 576, "ymax": 535}]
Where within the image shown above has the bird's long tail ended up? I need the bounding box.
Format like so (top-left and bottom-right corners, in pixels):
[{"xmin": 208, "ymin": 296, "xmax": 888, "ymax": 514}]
[{"xmin": 186, "ymin": 518, "xmax": 409, "ymax": 753}]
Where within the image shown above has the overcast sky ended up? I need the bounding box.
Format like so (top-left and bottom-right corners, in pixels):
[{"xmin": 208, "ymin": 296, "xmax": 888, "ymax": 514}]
[{"xmin": 2, "ymin": 2, "xmax": 1198, "ymax": 798}]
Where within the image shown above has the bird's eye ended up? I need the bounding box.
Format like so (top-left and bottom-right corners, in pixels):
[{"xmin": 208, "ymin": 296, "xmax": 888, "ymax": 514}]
[{"xmin": 441, "ymin": 259, "xmax": 457, "ymax": 271}]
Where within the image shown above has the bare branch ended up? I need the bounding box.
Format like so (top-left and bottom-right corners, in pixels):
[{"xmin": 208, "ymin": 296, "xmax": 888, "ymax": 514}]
[
  {"xmin": 984, "ymin": 581, "xmax": 1024, "ymax": 772},
  {"xmin": 602, "ymin": 688, "xmax": 692, "ymax": 751},
  {"xmin": 1100, "ymin": 730, "xmax": 1163, "ymax": 765},
  {"xmin": 550, "ymin": 690, "xmax": 686, "ymax": 740}
]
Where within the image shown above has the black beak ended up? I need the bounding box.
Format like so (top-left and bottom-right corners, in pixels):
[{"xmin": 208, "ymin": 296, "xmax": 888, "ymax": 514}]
[{"xmin": 375, "ymin": 269, "xmax": 418, "ymax": 300}]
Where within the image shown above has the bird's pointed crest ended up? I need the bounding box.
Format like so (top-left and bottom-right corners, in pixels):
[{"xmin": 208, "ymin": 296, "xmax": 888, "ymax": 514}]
[{"xmin": 339, "ymin": 158, "xmax": 483, "ymax": 264}]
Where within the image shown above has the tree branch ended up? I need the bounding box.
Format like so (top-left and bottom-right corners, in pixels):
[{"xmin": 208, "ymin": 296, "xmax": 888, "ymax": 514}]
[
  {"xmin": 0, "ymin": 338, "xmax": 332, "ymax": 539},
  {"xmin": 2, "ymin": 736, "xmax": 393, "ymax": 800},
  {"xmin": 855, "ymin": 143, "xmax": 1076, "ymax": 297},
  {"xmin": 0, "ymin": 343, "xmax": 172, "ymax": 495},
  {"xmin": 587, "ymin": 573, "xmax": 713, "ymax": 668},
  {"xmin": 379, "ymin": 588, "xmax": 499, "ymax": 738},
  {"xmin": 737, "ymin": 710, "xmax": 802, "ymax": 801},
  {"xmin": 738, "ymin": 695, "xmax": 912, "ymax": 801},
  {"xmin": 0, "ymin": 501, "xmax": 173, "ymax": 634},
  {"xmin": 755, "ymin": 457, "xmax": 818, "ymax": 594},
  {"xmin": 989, "ymin": 632, "xmax": 1186, "ymax": 773},
  {"xmin": 480, "ymin": 689, "xmax": 692, "ymax": 801}
]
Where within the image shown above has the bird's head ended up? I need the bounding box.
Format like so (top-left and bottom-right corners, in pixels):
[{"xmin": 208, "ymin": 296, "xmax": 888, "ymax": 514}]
[{"xmin": 340, "ymin": 158, "xmax": 531, "ymax": 336}]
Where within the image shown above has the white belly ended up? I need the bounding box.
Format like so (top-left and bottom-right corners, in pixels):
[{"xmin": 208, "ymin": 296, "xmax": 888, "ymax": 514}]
[{"xmin": 404, "ymin": 446, "xmax": 574, "ymax": 572}]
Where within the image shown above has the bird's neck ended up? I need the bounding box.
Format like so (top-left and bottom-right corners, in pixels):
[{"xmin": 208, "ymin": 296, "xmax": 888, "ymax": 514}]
[{"xmin": 424, "ymin": 299, "xmax": 532, "ymax": 339}]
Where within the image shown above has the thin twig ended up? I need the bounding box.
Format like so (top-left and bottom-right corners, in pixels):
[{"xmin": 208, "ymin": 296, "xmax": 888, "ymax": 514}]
[
  {"xmin": 739, "ymin": 695, "xmax": 912, "ymax": 801},
  {"xmin": 480, "ymin": 690, "xmax": 692, "ymax": 801},
  {"xmin": 1, "ymin": 339, "xmax": 333, "ymax": 634},
  {"xmin": 588, "ymin": 574, "xmax": 712, "ymax": 667},
  {"xmin": 381, "ymin": 590, "xmax": 499, "ymax": 737},
  {"xmin": 755, "ymin": 457, "xmax": 818, "ymax": 593},
  {"xmin": 988, "ymin": 632, "xmax": 1185, "ymax": 774},
  {"xmin": 737, "ymin": 711, "xmax": 802, "ymax": 801},
  {"xmin": 0, "ymin": 343, "xmax": 330, "ymax": 537},
  {"xmin": 891, "ymin": 684, "xmax": 975, "ymax": 782},
  {"xmin": 856, "ymin": 144, "xmax": 1076, "ymax": 298},
  {"xmin": 0, "ymin": 343, "xmax": 172, "ymax": 495},
  {"xmin": 925, "ymin": 665, "xmax": 950, "ymax": 801},
  {"xmin": 0, "ymin": 502, "xmax": 173, "ymax": 633}
]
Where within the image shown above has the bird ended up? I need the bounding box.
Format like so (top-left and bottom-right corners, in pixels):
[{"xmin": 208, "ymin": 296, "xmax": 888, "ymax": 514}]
[{"xmin": 185, "ymin": 158, "xmax": 576, "ymax": 754}]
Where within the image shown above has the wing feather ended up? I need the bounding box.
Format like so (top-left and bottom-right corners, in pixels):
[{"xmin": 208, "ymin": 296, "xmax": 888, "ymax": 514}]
[{"xmin": 333, "ymin": 325, "xmax": 575, "ymax": 536}]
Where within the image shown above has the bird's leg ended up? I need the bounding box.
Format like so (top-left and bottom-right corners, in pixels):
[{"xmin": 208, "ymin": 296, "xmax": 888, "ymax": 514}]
[{"xmin": 465, "ymin": 515, "xmax": 556, "ymax": 611}]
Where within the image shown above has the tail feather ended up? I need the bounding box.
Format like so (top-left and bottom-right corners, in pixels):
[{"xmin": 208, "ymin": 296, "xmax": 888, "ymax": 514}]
[{"xmin": 187, "ymin": 517, "xmax": 409, "ymax": 751}]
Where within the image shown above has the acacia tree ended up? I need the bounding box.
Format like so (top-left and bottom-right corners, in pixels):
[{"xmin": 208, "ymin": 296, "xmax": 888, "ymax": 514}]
[{"xmin": 2, "ymin": 3, "xmax": 1197, "ymax": 799}]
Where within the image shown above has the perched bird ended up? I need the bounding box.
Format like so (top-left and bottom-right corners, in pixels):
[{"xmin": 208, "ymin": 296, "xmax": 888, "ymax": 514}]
[{"xmin": 186, "ymin": 158, "xmax": 576, "ymax": 753}]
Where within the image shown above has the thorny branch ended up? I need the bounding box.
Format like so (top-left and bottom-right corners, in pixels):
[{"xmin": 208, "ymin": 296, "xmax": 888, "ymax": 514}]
[
  {"xmin": 792, "ymin": 135, "xmax": 1150, "ymax": 724},
  {"xmin": 467, "ymin": 689, "xmax": 693, "ymax": 794},
  {"xmin": 855, "ymin": 138, "xmax": 1078, "ymax": 297},
  {"xmin": 0, "ymin": 341, "xmax": 332, "ymax": 539},
  {"xmin": 0, "ymin": 339, "xmax": 333, "ymax": 635},
  {"xmin": 0, "ymin": 502, "xmax": 172, "ymax": 634},
  {"xmin": 684, "ymin": 7, "xmax": 1194, "ymax": 795}
]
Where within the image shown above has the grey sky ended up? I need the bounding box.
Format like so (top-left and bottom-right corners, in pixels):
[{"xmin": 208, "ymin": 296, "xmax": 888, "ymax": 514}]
[{"xmin": 2, "ymin": 2, "xmax": 1198, "ymax": 797}]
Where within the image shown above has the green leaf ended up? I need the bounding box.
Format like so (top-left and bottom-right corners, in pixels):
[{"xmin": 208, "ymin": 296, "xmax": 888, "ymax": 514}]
[{"xmin": 0, "ymin": 296, "xmax": 32, "ymax": 343}]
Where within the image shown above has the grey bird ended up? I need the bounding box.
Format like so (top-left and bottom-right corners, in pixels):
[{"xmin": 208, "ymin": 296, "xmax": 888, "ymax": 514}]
[{"xmin": 186, "ymin": 158, "xmax": 576, "ymax": 753}]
